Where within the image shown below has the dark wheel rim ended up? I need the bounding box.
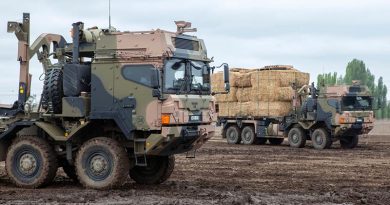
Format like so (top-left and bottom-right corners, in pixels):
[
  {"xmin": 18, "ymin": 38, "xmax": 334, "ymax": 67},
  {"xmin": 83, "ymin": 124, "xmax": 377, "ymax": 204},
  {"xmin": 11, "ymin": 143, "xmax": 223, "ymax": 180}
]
[
  {"xmin": 242, "ymin": 129, "xmax": 253, "ymax": 143},
  {"xmin": 291, "ymin": 132, "xmax": 300, "ymax": 144},
  {"xmin": 83, "ymin": 150, "xmax": 113, "ymax": 181},
  {"xmin": 13, "ymin": 146, "xmax": 42, "ymax": 183},
  {"xmin": 227, "ymin": 128, "xmax": 238, "ymax": 143},
  {"xmin": 314, "ymin": 133, "xmax": 324, "ymax": 145}
]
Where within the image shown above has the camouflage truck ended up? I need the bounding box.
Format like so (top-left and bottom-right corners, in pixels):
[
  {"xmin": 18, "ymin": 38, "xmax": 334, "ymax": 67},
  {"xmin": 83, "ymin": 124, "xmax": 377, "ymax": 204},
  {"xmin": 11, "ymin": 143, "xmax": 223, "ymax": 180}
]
[
  {"xmin": 219, "ymin": 80, "xmax": 374, "ymax": 149},
  {"xmin": 0, "ymin": 13, "xmax": 229, "ymax": 189},
  {"xmin": 285, "ymin": 81, "xmax": 374, "ymax": 149}
]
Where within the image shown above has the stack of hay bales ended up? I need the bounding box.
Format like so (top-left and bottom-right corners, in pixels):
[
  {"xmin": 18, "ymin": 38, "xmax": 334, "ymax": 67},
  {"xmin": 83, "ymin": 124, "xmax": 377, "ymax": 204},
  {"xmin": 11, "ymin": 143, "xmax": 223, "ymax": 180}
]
[{"xmin": 211, "ymin": 65, "xmax": 310, "ymax": 117}]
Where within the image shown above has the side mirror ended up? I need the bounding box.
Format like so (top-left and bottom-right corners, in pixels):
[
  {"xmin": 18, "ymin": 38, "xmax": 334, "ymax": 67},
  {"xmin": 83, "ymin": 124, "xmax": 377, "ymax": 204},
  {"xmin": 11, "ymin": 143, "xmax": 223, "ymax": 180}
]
[
  {"xmin": 223, "ymin": 64, "xmax": 230, "ymax": 92},
  {"xmin": 336, "ymin": 101, "xmax": 341, "ymax": 113},
  {"xmin": 151, "ymin": 69, "xmax": 160, "ymax": 89},
  {"xmin": 151, "ymin": 69, "xmax": 161, "ymax": 98}
]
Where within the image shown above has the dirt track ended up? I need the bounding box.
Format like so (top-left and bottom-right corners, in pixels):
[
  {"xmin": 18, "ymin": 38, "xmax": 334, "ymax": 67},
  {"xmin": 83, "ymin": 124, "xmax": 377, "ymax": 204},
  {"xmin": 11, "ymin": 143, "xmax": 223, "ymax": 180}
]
[{"xmin": 0, "ymin": 129, "xmax": 389, "ymax": 204}]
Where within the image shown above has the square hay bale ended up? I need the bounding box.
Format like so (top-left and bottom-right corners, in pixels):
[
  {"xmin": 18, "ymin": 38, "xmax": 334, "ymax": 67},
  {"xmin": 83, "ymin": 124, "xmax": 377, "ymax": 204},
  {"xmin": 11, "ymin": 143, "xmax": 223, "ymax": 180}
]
[
  {"xmin": 250, "ymin": 68, "xmax": 310, "ymax": 88},
  {"xmin": 233, "ymin": 72, "xmax": 252, "ymax": 87},
  {"xmin": 217, "ymin": 102, "xmax": 252, "ymax": 117},
  {"xmin": 217, "ymin": 101, "xmax": 292, "ymax": 117},
  {"xmin": 235, "ymin": 87, "xmax": 252, "ymax": 102},
  {"xmin": 249, "ymin": 101, "xmax": 292, "ymax": 117},
  {"xmin": 211, "ymin": 70, "xmax": 252, "ymax": 90},
  {"xmin": 251, "ymin": 86, "xmax": 294, "ymax": 102},
  {"xmin": 211, "ymin": 71, "xmax": 224, "ymax": 92},
  {"xmin": 215, "ymin": 87, "xmax": 237, "ymax": 102}
]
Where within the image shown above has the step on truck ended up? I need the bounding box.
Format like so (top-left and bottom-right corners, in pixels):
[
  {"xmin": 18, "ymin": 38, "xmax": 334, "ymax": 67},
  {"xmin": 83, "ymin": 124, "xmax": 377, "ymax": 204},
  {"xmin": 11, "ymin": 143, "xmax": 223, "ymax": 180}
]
[
  {"xmin": 218, "ymin": 81, "xmax": 375, "ymax": 149},
  {"xmin": 0, "ymin": 13, "xmax": 229, "ymax": 189}
]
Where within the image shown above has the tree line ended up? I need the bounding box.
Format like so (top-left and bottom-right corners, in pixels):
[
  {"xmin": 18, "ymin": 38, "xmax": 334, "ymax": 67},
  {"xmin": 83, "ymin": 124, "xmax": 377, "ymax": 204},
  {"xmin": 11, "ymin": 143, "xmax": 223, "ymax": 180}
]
[{"xmin": 317, "ymin": 59, "xmax": 389, "ymax": 119}]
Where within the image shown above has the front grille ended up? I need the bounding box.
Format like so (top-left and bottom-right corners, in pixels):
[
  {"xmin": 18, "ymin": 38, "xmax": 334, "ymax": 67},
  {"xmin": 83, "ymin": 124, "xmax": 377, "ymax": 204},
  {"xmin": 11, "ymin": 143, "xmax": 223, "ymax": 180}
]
[
  {"xmin": 349, "ymin": 86, "xmax": 362, "ymax": 93},
  {"xmin": 172, "ymin": 37, "xmax": 199, "ymax": 51}
]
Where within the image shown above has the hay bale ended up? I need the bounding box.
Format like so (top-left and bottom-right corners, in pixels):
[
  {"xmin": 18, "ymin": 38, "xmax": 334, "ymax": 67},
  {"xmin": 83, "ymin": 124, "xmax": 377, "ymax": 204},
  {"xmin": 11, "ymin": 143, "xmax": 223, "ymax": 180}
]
[
  {"xmin": 250, "ymin": 67, "xmax": 310, "ymax": 88},
  {"xmin": 211, "ymin": 71, "xmax": 224, "ymax": 92},
  {"xmin": 251, "ymin": 86, "xmax": 294, "ymax": 102},
  {"xmin": 235, "ymin": 87, "xmax": 252, "ymax": 102},
  {"xmin": 214, "ymin": 65, "xmax": 308, "ymax": 118},
  {"xmin": 211, "ymin": 70, "xmax": 252, "ymax": 90},
  {"xmin": 215, "ymin": 87, "xmax": 237, "ymax": 102},
  {"xmin": 249, "ymin": 101, "xmax": 292, "ymax": 117},
  {"xmin": 218, "ymin": 101, "xmax": 292, "ymax": 117},
  {"xmin": 233, "ymin": 72, "xmax": 251, "ymax": 87},
  {"xmin": 217, "ymin": 102, "xmax": 252, "ymax": 117}
]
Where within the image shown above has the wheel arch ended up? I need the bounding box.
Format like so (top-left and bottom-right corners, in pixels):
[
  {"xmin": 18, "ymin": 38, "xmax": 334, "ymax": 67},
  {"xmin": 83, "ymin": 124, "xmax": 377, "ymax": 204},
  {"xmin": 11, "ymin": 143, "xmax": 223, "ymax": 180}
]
[{"xmin": 0, "ymin": 121, "xmax": 35, "ymax": 161}]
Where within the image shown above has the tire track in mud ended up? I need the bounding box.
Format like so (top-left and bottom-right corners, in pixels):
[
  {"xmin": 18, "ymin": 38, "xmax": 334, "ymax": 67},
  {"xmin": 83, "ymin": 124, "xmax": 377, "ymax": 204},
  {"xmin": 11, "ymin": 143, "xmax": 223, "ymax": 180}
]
[{"xmin": 0, "ymin": 135, "xmax": 389, "ymax": 204}]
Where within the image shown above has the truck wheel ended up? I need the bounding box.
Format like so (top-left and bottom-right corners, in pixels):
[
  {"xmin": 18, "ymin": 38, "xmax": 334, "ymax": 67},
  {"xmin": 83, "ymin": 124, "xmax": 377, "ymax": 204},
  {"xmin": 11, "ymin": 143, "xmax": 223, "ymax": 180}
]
[
  {"xmin": 6, "ymin": 136, "xmax": 58, "ymax": 188},
  {"xmin": 288, "ymin": 127, "xmax": 306, "ymax": 148},
  {"xmin": 311, "ymin": 128, "xmax": 332, "ymax": 149},
  {"xmin": 269, "ymin": 138, "xmax": 284, "ymax": 145},
  {"xmin": 226, "ymin": 125, "xmax": 241, "ymax": 144},
  {"xmin": 130, "ymin": 155, "xmax": 175, "ymax": 185},
  {"xmin": 75, "ymin": 137, "xmax": 130, "ymax": 189},
  {"xmin": 241, "ymin": 126, "xmax": 255, "ymax": 145},
  {"xmin": 340, "ymin": 135, "xmax": 359, "ymax": 149},
  {"xmin": 42, "ymin": 68, "xmax": 63, "ymax": 113}
]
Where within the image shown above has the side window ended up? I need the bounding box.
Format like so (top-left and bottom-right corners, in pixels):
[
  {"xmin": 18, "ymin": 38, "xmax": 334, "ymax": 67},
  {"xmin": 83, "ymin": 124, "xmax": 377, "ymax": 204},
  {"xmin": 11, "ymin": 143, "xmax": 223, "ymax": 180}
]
[{"xmin": 122, "ymin": 65, "xmax": 156, "ymax": 87}]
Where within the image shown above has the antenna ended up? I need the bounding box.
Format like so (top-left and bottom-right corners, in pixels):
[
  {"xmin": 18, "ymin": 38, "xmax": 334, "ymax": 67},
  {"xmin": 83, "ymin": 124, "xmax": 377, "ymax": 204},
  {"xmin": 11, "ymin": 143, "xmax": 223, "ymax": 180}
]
[{"xmin": 109, "ymin": 0, "xmax": 111, "ymax": 29}]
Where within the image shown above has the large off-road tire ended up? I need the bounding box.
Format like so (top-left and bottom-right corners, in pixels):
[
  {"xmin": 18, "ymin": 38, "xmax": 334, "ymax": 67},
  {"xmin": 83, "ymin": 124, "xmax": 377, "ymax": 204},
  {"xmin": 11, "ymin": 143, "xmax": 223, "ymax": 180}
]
[
  {"xmin": 75, "ymin": 137, "xmax": 130, "ymax": 189},
  {"xmin": 311, "ymin": 128, "xmax": 332, "ymax": 149},
  {"xmin": 6, "ymin": 136, "xmax": 58, "ymax": 188},
  {"xmin": 42, "ymin": 68, "xmax": 63, "ymax": 113},
  {"xmin": 241, "ymin": 126, "xmax": 256, "ymax": 145},
  {"xmin": 340, "ymin": 135, "xmax": 359, "ymax": 149},
  {"xmin": 226, "ymin": 125, "xmax": 241, "ymax": 144},
  {"xmin": 269, "ymin": 138, "xmax": 284, "ymax": 145},
  {"xmin": 288, "ymin": 127, "xmax": 306, "ymax": 148},
  {"xmin": 130, "ymin": 155, "xmax": 175, "ymax": 185}
]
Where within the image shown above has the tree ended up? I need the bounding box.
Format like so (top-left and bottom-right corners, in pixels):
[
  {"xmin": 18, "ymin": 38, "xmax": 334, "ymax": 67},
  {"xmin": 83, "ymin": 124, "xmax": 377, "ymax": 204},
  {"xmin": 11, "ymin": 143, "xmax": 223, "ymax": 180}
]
[
  {"xmin": 317, "ymin": 72, "xmax": 340, "ymax": 88},
  {"xmin": 316, "ymin": 58, "xmax": 389, "ymax": 119}
]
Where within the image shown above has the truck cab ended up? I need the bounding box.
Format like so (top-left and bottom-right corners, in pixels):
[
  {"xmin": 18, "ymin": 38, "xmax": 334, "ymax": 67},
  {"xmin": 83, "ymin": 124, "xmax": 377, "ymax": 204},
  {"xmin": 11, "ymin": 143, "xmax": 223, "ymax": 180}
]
[
  {"xmin": 0, "ymin": 14, "xmax": 228, "ymax": 189},
  {"xmin": 286, "ymin": 81, "xmax": 374, "ymax": 149}
]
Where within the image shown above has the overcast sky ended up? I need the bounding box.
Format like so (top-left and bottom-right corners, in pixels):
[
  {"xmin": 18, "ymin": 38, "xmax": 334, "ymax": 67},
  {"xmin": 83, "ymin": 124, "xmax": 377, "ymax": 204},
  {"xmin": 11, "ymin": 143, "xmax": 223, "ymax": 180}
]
[{"xmin": 0, "ymin": 0, "xmax": 389, "ymax": 103}]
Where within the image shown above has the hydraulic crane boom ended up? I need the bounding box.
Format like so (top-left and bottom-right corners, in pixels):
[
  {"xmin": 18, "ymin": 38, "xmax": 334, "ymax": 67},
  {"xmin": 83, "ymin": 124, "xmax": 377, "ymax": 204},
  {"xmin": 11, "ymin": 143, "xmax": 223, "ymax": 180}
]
[{"xmin": 6, "ymin": 13, "xmax": 66, "ymax": 111}]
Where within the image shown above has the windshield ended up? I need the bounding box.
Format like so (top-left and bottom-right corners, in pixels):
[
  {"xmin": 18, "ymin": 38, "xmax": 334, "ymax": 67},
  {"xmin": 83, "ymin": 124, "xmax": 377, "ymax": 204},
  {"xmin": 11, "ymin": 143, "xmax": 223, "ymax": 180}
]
[
  {"xmin": 164, "ymin": 59, "xmax": 210, "ymax": 94},
  {"xmin": 342, "ymin": 96, "xmax": 372, "ymax": 111}
]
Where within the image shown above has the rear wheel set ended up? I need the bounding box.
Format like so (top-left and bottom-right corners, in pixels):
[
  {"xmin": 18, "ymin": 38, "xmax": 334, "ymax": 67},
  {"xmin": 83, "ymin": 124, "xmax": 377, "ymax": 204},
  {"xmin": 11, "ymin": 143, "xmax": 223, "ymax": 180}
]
[{"xmin": 6, "ymin": 136, "xmax": 175, "ymax": 189}]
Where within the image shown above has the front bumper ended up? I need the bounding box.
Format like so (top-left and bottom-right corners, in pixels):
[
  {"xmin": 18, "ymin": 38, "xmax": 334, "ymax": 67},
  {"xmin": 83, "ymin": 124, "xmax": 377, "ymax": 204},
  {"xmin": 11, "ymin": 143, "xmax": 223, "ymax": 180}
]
[
  {"xmin": 336, "ymin": 122, "xmax": 374, "ymax": 136},
  {"xmin": 145, "ymin": 124, "xmax": 214, "ymax": 156}
]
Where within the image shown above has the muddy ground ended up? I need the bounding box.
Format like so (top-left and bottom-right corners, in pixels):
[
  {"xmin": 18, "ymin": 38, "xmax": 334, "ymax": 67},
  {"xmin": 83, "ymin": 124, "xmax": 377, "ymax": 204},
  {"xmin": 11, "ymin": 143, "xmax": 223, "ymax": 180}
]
[{"xmin": 0, "ymin": 123, "xmax": 389, "ymax": 204}]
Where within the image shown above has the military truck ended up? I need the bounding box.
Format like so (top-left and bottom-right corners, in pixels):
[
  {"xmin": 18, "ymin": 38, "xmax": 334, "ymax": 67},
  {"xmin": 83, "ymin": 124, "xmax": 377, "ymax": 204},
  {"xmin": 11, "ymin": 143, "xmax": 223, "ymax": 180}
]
[
  {"xmin": 0, "ymin": 13, "xmax": 229, "ymax": 189},
  {"xmin": 284, "ymin": 82, "xmax": 374, "ymax": 149},
  {"xmin": 218, "ymin": 71, "xmax": 374, "ymax": 149}
]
